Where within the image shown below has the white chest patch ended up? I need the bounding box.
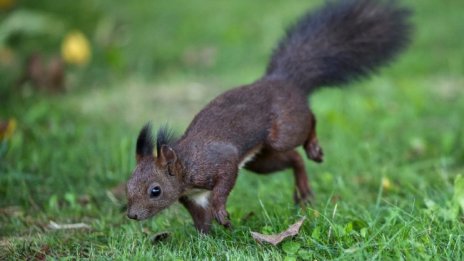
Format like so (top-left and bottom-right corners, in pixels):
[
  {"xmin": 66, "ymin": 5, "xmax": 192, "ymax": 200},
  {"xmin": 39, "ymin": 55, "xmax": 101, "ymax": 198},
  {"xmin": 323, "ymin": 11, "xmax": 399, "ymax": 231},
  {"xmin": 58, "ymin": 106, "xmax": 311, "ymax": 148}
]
[
  {"xmin": 184, "ymin": 189, "xmax": 211, "ymax": 209},
  {"xmin": 238, "ymin": 146, "xmax": 262, "ymax": 169}
]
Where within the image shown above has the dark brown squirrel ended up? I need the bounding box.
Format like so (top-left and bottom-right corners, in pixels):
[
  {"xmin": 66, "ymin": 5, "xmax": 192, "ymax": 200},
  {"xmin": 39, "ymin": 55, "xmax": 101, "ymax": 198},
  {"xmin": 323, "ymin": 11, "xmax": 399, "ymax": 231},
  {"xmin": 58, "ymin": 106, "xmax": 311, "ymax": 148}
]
[{"xmin": 126, "ymin": 0, "xmax": 412, "ymax": 233}]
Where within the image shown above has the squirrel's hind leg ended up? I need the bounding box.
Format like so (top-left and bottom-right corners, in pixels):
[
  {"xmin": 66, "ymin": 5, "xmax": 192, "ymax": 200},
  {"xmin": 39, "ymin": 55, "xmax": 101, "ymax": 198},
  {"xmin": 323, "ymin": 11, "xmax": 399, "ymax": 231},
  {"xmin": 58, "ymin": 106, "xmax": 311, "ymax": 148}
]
[
  {"xmin": 266, "ymin": 100, "xmax": 323, "ymax": 160},
  {"xmin": 244, "ymin": 149, "xmax": 313, "ymax": 204},
  {"xmin": 304, "ymin": 111, "xmax": 324, "ymax": 163}
]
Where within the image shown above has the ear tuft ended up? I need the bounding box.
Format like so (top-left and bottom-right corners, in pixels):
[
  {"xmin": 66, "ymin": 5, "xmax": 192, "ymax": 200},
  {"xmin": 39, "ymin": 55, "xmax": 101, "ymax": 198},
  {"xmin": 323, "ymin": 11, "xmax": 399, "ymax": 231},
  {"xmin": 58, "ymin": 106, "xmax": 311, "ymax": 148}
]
[{"xmin": 136, "ymin": 123, "xmax": 154, "ymax": 159}]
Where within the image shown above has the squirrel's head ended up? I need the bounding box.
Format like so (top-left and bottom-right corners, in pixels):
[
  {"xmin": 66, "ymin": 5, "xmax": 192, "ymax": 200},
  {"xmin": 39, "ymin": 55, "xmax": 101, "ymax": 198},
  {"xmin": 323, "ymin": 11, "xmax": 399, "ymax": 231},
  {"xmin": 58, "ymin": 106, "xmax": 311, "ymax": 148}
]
[{"xmin": 126, "ymin": 124, "xmax": 182, "ymax": 220}]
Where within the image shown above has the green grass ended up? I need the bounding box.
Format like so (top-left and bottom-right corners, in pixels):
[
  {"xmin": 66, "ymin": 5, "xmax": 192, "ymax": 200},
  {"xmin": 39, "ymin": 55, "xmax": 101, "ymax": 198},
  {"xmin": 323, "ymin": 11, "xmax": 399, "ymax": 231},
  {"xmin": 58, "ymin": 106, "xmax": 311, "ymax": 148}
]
[{"xmin": 1, "ymin": 0, "xmax": 464, "ymax": 259}]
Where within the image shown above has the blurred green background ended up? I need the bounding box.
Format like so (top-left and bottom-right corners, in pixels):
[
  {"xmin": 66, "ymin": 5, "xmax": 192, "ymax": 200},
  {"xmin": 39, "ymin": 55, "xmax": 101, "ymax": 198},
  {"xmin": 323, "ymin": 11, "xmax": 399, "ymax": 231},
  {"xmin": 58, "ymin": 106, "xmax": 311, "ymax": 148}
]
[{"xmin": 1, "ymin": 0, "xmax": 464, "ymax": 259}]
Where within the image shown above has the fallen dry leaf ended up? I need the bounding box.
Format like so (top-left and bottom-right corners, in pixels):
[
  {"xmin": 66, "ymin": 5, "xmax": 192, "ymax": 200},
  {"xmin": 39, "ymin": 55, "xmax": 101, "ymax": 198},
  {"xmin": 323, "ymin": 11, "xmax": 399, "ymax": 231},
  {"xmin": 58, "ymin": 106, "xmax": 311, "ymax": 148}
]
[
  {"xmin": 151, "ymin": 231, "xmax": 170, "ymax": 244},
  {"xmin": 251, "ymin": 217, "xmax": 306, "ymax": 246},
  {"xmin": 78, "ymin": 194, "xmax": 91, "ymax": 206},
  {"xmin": 33, "ymin": 245, "xmax": 50, "ymax": 261}
]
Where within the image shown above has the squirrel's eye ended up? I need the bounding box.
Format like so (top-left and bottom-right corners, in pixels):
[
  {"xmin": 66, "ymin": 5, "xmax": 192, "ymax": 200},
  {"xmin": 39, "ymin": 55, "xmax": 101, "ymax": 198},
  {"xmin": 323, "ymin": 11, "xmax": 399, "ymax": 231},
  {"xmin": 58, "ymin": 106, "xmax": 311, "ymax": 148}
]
[{"xmin": 150, "ymin": 186, "xmax": 161, "ymax": 198}]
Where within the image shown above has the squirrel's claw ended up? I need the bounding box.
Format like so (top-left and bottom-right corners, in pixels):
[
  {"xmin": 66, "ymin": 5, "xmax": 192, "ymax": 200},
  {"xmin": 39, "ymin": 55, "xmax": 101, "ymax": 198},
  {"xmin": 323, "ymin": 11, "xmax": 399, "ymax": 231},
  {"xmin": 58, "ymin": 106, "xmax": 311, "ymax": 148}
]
[
  {"xmin": 214, "ymin": 208, "xmax": 232, "ymax": 229},
  {"xmin": 306, "ymin": 140, "xmax": 324, "ymax": 163},
  {"xmin": 294, "ymin": 188, "xmax": 314, "ymax": 206}
]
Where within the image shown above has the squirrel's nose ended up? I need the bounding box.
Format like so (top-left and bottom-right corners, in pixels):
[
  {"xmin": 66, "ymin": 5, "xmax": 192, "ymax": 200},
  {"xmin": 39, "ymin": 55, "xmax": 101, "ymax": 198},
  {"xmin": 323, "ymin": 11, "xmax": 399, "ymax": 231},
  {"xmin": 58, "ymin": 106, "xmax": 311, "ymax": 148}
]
[{"xmin": 127, "ymin": 212, "xmax": 138, "ymax": 220}]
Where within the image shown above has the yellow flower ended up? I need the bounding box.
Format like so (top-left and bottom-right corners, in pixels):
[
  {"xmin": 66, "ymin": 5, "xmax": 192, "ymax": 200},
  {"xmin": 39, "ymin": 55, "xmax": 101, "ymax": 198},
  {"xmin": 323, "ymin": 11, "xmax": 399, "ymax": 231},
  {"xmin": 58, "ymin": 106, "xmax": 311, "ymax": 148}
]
[
  {"xmin": 61, "ymin": 31, "xmax": 91, "ymax": 65},
  {"xmin": 382, "ymin": 177, "xmax": 393, "ymax": 191}
]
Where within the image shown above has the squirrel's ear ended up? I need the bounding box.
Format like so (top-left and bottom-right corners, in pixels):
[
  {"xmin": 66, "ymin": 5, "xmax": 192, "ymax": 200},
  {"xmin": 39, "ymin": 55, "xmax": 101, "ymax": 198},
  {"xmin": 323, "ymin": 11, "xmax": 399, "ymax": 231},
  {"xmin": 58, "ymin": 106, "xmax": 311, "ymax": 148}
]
[{"xmin": 158, "ymin": 145, "xmax": 177, "ymax": 167}]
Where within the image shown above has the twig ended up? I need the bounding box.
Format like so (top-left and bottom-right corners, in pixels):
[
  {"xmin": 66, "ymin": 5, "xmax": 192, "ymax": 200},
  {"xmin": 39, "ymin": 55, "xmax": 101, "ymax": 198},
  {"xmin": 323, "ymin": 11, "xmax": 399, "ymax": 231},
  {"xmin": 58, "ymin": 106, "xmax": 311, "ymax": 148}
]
[{"xmin": 48, "ymin": 221, "xmax": 91, "ymax": 230}]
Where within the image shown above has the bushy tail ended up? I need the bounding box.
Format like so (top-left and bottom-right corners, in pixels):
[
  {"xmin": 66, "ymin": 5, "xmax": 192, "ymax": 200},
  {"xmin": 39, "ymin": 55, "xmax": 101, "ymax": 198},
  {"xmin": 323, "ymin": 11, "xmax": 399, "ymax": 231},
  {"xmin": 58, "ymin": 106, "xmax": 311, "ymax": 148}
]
[{"xmin": 266, "ymin": 0, "xmax": 412, "ymax": 93}]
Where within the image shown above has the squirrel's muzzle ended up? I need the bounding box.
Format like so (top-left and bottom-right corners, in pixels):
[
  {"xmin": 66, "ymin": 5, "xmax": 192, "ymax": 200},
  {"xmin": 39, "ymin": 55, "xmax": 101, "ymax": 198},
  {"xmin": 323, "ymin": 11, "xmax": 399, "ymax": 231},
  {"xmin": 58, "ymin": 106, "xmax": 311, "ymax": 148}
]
[{"xmin": 127, "ymin": 211, "xmax": 139, "ymax": 220}]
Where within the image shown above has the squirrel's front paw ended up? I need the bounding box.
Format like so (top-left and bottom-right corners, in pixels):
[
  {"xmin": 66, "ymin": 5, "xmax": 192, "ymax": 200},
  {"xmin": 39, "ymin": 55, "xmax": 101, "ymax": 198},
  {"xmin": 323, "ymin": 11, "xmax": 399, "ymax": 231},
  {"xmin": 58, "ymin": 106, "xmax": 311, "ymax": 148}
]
[
  {"xmin": 214, "ymin": 208, "xmax": 232, "ymax": 229},
  {"xmin": 306, "ymin": 140, "xmax": 324, "ymax": 163},
  {"xmin": 294, "ymin": 189, "xmax": 314, "ymax": 206}
]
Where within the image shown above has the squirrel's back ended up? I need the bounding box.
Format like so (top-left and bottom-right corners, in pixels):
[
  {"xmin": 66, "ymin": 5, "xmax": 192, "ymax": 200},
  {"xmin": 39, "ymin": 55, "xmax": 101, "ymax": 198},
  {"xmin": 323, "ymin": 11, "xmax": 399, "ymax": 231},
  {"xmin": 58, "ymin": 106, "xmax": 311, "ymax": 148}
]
[{"xmin": 266, "ymin": 0, "xmax": 412, "ymax": 93}]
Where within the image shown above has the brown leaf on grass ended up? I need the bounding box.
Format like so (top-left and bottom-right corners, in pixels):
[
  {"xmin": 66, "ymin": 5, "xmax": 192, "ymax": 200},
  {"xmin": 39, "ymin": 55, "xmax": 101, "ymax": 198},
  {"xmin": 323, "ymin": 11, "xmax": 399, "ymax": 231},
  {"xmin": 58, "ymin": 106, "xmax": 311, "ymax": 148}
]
[
  {"xmin": 78, "ymin": 194, "xmax": 91, "ymax": 206},
  {"xmin": 150, "ymin": 231, "xmax": 170, "ymax": 244},
  {"xmin": 251, "ymin": 217, "xmax": 306, "ymax": 246},
  {"xmin": 33, "ymin": 245, "xmax": 50, "ymax": 261}
]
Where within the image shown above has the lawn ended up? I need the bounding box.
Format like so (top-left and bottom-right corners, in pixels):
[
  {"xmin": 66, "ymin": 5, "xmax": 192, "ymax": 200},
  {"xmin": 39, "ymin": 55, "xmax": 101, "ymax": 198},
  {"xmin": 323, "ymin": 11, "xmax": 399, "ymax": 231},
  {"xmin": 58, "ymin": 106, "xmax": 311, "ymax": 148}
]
[{"xmin": 1, "ymin": 0, "xmax": 464, "ymax": 259}]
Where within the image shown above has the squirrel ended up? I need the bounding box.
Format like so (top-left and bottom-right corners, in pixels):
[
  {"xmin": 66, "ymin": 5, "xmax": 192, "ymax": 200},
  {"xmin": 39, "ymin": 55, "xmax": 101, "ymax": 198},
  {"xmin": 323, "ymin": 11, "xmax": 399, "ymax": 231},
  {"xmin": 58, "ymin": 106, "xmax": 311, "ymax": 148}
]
[{"xmin": 126, "ymin": 0, "xmax": 412, "ymax": 233}]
